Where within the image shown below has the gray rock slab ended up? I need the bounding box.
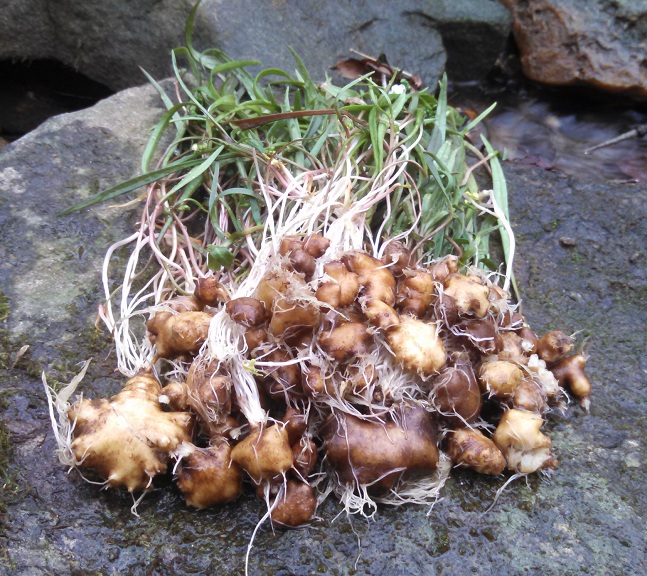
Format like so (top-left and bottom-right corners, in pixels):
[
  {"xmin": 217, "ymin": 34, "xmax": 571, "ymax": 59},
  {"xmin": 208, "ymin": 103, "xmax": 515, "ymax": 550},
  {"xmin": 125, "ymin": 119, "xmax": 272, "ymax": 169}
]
[
  {"xmin": 0, "ymin": 0, "xmax": 510, "ymax": 91},
  {"xmin": 0, "ymin": 84, "xmax": 645, "ymax": 574}
]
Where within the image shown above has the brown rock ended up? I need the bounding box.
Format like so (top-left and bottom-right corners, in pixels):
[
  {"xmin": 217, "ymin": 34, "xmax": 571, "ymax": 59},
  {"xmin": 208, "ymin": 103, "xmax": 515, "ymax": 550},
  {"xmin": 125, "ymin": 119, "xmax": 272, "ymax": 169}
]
[{"xmin": 501, "ymin": 0, "xmax": 647, "ymax": 99}]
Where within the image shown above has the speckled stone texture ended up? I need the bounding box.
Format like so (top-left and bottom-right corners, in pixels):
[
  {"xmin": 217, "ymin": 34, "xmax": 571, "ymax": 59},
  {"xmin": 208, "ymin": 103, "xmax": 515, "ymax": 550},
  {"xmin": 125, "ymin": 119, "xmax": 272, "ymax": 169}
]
[{"xmin": 0, "ymin": 84, "xmax": 645, "ymax": 575}]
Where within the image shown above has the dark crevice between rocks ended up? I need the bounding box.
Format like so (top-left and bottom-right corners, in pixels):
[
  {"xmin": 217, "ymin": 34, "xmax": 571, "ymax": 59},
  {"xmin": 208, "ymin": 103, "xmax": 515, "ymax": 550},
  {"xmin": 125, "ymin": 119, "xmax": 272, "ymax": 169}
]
[{"xmin": 0, "ymin": 59, "xmax": 114, "ymax": 146}]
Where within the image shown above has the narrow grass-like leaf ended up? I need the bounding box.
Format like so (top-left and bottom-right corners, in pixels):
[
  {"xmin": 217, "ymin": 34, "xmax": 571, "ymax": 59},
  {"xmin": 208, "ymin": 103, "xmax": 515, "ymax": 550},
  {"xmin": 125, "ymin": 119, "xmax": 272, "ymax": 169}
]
[
  {"xmin": 59, "ymin": 157, "xmax": 201, "ymax": 215},
  {"xmin": 428, "ymin": 75, "xmax": 448, "ymax": 154},
  {"xmin": 482, "ymin": 136, "xmax": 517, "ymax": 295},
  {"xmin": 460, "ymin": 102, "xmax": 497, "ymax": 136},
  {"xmin": 166, "ymin": 145, "xmax": 224, "ymax": 198},
  {"xmin": 140, "ymin": 101, "xmax": 189, "ymax": 172}
]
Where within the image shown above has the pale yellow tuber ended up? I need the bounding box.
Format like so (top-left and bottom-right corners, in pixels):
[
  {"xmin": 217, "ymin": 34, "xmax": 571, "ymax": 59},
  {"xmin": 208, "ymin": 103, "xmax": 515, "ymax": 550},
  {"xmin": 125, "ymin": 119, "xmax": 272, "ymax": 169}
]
[
  {"xmin": 68, "ymin": 373, "xmax": 193, "ymax": 492},
  {"xmin": 159, "ymin": 380, "xmax": 190, "ymax": 411},
  {"xmin": 479, "ymin": 360, "xmax": 523, "ymax": 398},
  {"xmin": 318, "ymin": 321, "xmax": 374, "ymax": 362},
  {"xmin": 342, "ymin": 251, "xmax": 396, "ymax": 305},
  {"xmin": 315, "ymin": 261, "xmax": 360, "ymax": 308},
  {"xmin": 493, "ymin": 409, "xmax": 558, "ymax": 474},
  {"xmin": 268, "ymin": 296, "xmax": 320, "ymax": 337},
  {"xmin": 386, "ymin": 316, "xmax": 446, "ymax": 376},
  {"xmin": 442, "ymin": 273, "xmax": 490, "ymax": 319},
  {"xmin": 396, "ymin": 269, "xmax": 435, "ymax": 317},
  {"xmin": 362, "ymin": 299, "xmax": 400, "ymax": 332}
]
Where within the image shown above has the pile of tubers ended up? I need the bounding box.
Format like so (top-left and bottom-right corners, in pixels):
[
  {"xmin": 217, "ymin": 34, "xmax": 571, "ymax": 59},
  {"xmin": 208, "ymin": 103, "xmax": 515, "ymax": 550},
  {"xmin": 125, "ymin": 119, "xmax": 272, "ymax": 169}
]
[{"xmin": 66, "ymin": 233, "xmax": 591, "ymax": 525}]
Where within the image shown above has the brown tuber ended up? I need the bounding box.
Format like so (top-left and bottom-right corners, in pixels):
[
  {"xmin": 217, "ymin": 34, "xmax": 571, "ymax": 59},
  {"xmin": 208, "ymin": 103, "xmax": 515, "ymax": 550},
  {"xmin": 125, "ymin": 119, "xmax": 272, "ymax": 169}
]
[
  {"xmin": 323, "ymin": 406, "xmax": 439, "ymax": 490},
  {"xmin": 456, "ymin": 318, "xmax": 502, "ymax": 355},
  {"xmin": 447, "ymin": 429, "xmax": 506, "ymax": 475},
  {"xmin": 176, "ymin": 441, "xmax": 243, "ymax": 509},
  {"xmin": 162, "ymin": 295, "xmax": 203, "ymax": 313},
  {"xmin": 244, "ymin": 327, "xmax": 268, "ymax": 351},
  {"xmin": 269, "ymin": 480, "xmax": 318, "ymax": 527},
  {"xmin": 231, "ymin": 424, "xmax": 294, "ymax": 483},
  {"xmin": 68, "ymin": 373, "xmax": 193, "ymax": 492},
  {"xmin": 260, "ymin": 349, "xmax": 303, "ymax": 399},
  {"xmin": 281, "ymin": 406, "xmax": 308, "ymax": 444},
  {"xmin": 225, "ymin": 297, "xmax": 267, "ymax": 327},
  {"xmin": 291, "ymin": 437, "xmax": 318, "ymax": 478},
  {"xmin": 512, "ymin": 378, "xmax": 548, "ymax": 414},
  {"xmin": 194, "ymin": 277, "xmax": 229, "ymax": 307},
  {"xmin": 429, "ymin": 255, "xmax": 458, "ymax": 283},
  {"xmin": 537, "ymin": 330, "xmax": 574, "ymax": 365},
  {"xmin": 381, "ymin": 241, "xmax": 411, "ymax": 276},
  {"xmin": 302, "ymin": 364, "xmax": 332, "ymax": 398},
  {"xmin": 302, "ymin": 233, "xmax": 331, "ymax": 258},
  {"xmin": 279, "ymin": 236, "xmax": 319, "ymax": 278},
  {"xmin": 147, "ymin": 311, "xmax": 212, "ymax": 359},
  {"xmin": 550, "ymin": 354, "xmax": 591, "ymax": 410},
  {"xmin": 517, "ymin": 326, "xmax": 539, "ymax": 355},
  {"xmin": 186, "ymin": 360, "xmax": 232, "ymax": 428},
  {"xmin": 498, "ymin": 331, "xmax": 530, "ymax": 364},
  {"xmin": 431, "ymin": 357, "xmax": 482, "ymax": 424}
]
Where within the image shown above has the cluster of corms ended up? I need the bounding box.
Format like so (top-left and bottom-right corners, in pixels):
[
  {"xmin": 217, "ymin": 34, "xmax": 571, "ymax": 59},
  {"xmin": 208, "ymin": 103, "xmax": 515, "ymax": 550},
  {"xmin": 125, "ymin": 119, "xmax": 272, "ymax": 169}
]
[{"xmin": 67, "ymin": 233, "xmax": 591, "ymax": 525}]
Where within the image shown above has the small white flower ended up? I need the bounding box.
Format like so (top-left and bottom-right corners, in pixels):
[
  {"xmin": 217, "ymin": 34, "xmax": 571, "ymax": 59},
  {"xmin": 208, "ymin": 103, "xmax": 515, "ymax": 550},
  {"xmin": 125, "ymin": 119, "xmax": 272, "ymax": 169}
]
[{"xmin": 390, "ymin": 84, "xmax": 406, "ymax": 95}]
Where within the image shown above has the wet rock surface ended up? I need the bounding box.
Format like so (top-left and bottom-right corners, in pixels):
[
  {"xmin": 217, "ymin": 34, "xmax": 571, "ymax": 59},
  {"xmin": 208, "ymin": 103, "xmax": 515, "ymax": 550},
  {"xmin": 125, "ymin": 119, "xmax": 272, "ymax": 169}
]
[
  {"xmin": 501, "ymin": 0, "xmax": 647, "ymax": 99},
  {"xmin": 1, "ymin": 85, "xmax": 646, "ymax": 575}
]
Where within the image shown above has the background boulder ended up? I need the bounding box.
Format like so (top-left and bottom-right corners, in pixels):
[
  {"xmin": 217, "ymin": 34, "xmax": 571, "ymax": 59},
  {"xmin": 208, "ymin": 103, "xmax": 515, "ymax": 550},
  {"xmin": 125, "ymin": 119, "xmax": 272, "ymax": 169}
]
[
  {"xmin": 501, "ymin": 0, "xmax": 647, "ymax": 99},
  {"xmin": 0, "ymin": 0, "xmax": 511, "ymax": 91}
]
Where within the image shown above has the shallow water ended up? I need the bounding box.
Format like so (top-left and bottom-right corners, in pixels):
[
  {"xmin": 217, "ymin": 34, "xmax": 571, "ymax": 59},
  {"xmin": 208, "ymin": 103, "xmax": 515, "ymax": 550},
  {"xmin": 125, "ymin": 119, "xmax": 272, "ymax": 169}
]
[{"xmin": 452, "ymin": 81, "xmax": 647, "ymax": 182}]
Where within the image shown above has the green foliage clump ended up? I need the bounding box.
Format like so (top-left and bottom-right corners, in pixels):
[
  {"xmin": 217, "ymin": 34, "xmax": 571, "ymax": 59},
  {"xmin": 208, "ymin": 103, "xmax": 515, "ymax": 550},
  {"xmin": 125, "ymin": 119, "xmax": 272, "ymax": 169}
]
[{"xmin": 62, "ymin": 2, "xmax": 513, "ymax": 288}]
